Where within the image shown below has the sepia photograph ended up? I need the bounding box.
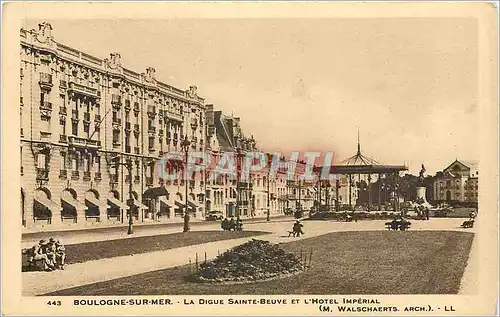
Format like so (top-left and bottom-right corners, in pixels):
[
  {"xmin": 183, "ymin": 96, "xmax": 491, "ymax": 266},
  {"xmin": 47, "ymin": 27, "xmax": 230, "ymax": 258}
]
[{"xmin": 2, "ymin": 2, "xmax": 498, "ymax": 316}]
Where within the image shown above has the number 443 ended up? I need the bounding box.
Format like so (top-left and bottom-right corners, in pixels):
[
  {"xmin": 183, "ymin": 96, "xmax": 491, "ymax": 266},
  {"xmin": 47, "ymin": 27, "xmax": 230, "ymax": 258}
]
[{"xmin": 47, "ymin": 301, "xmax": 61, "ymax": 306}]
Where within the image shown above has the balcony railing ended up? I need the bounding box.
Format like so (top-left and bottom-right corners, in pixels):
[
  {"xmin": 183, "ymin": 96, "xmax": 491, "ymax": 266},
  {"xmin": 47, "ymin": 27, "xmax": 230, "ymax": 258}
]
[
  {"xmin": 71, "ymin": 170, "xmax": 79, "ymax": 179},
  {"xmin": 59, "ymin": 106, "xmax": 67, "ymax": 115},
  {"xmin": 166, "ymin": 111, "xmax": 183, "ymax": 122},
  {"xmin": 166, "ymin": 131, "xmax": 172, "ymax": 139},
  {"xmin": 112, "ymin": 118, "xmax": 122, "ymax": 126},
  {"xmin": 60, "ymin": 80, "xmax": 67, "ymax": 89},
  {"xmin": 125, "ymin": 122, "xmax": 131, "ymax": 132},
  {"xmin": 83, "ymin": 171, "xmax": 91, "ymax": 180},
  {"xmin": 68, "ymin": 136, "xmax": 101, "ymax": 148},
  {"xmin": 68, "ymin": 81, "xmax": 99, "ymax": 99},
  {"xmin": 124, "ymin": 100, "xmax": 131, "ymax": 111},
  {"xmin": 36, "ymin": 168, "xmax": 49, "ymax": 180},
  {"xmin": 133, "ymin": 102, "xmax": 140, "ymax": 112},
  {"xmin": 39, "ymin": 73, "xmax": 53, "ymax": 88},
  {"xmin": 158, "ymin": 129, "xmax": 164, "ymax": 136},
  {"xmin": 95, "ymin": 114, "xmax": 101, "ymax": 122},
  {"xmin": 148, "ymin": 126, "xmax": 156, "ymax": 133},
  {"xmin": 125, "ymin": 145, "xmax": 131, "ymax": 153},
  {"xmin": 134, "ymin": 175, "xmax": 140, "ymax": 183},
  {"xmin": 40, "ymin": 101, "xmax": 52, "ymax": 110},
  {"xmin": 134, "ymin": 146, "xmax": 140, "ymax": 154},
  {"xmin": 59, "ymin": 134, "xmax": 67, "ymax": 143},
  {"xmin": 95, "ymin": 172, "xmax": 102, "ymax": 180}
]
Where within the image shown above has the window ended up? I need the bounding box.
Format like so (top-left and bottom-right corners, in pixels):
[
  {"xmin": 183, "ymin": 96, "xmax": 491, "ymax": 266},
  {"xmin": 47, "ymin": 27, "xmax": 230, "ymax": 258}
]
[
  {"xmin": 95, "ymin": 156, "xmax": 101, "ymax": 172},
  {"xmin": 84, "ymin": 154, "xmax": 91, "ymax": 172},
  {"xmin": 446, "ymin": 180, "xmax": 451, "ymax": 187},
  {"xmin": 112, "ymin": 111, "xmax": 118, "ymax": 122},
  {"xmin": 72, "ymin": 154, "xmax": 78, "ymax": 170},
  {"xmin": 113, "ymin": 130, "xmax": 120, "ymax": 144},
  {"xmin": 61, "ymin": 119, "xmax": 66, "ymax": 135},
  {"xmin": 149, "ymin": 137, "xmax": 155, "ymax": 149},
  {"xmin": 125, "ymin": 135, "xmax": 130, "ymax": 148},
  {"xmin": 72, "ymin": 121, "xmax": 78, "ymax": 135},
  {"xmin": 84, "ymin": 123, "xmax": 89, "ymax": 134},
  {"xmin": 61, "ymin": 152, "xmax": 67, "ymax": 170}
]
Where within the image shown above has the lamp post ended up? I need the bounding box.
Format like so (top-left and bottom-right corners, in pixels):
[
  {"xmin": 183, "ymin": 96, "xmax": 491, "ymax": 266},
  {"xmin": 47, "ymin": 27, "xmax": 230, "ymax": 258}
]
[
  {"xmin": 180, "ymin": 135, "xmax": 191, "ymax": 232},
  {"xmin": 111, "ymin": 156, "xmax": 134, "ymax": 235},
  {"xmin": 235, "ymin": 147, "xmax": 241, "ymax": 219}
]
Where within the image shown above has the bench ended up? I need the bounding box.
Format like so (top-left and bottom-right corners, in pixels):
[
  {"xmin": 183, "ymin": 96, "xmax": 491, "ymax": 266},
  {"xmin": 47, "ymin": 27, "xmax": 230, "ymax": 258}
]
[
  {"xmin": 385, "ymin": 221, "xmax": 411, "ymax": 231},
  {"xmin": 461, "ymin": 220, "xmax": 474, "ymax": 228},
  {"xmin": 21, "ymin": 248, "xmax": 45, "ymax": 271}
]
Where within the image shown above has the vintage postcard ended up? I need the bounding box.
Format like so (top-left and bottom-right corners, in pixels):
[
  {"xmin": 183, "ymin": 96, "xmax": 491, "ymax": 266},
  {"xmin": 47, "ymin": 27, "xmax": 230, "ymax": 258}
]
[{"xmin": 2, "ymin": 1, "xmax": 498, "ymax": 316}]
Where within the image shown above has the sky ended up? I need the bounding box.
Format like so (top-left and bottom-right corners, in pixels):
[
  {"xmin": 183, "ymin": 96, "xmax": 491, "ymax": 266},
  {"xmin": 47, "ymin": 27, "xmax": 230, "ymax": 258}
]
[{"xmin": 22, "ymin": 18, "xmax": 479, "ymax": 175}]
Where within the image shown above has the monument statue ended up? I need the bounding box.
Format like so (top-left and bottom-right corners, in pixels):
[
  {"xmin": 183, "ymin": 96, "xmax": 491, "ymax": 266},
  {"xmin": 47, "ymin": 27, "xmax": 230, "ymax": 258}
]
[{"xmin": 419, "ymin": 164, "xmax": 426, "ymax": 184}]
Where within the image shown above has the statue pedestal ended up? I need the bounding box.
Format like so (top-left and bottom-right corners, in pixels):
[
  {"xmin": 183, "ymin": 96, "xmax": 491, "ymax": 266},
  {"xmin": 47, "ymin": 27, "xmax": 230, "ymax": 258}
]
[{"xmin": 416, "ymin": 187, "xmax": 433, "ymax": 209}]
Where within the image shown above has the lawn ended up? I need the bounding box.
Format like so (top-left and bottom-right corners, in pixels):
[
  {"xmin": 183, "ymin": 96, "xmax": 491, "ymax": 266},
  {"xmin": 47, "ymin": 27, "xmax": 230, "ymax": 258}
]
[
  {"xmin": 62, "ymin": 231, "xmax": 268, "ymax": 265},
  {"xmin": 47, "ymin": 230, "xmax": 474, "ymax": 295}
]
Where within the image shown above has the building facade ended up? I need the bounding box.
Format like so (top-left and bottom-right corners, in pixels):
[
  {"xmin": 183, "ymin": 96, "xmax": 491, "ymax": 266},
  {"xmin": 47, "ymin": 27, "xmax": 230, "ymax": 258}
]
[
  {"xmin": 21, "ymin": 22, "xmax": 207, "ymax": 231},
  {"xmin": 433, "ymin": 160, "xmax": 479, "ymax": 203}
]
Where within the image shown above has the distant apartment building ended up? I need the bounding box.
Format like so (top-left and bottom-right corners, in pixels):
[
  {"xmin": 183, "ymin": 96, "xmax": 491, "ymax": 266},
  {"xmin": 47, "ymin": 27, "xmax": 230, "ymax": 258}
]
[{"xmin": 433, "ymin": 159, "xmax": 479, "ymax": 203}]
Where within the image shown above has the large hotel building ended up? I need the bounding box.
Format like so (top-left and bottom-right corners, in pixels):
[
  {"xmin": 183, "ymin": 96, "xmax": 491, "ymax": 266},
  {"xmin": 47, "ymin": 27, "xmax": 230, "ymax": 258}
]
[{"xmin": 20, "ymin": 22, "xmax": 349, "ymax": 232}]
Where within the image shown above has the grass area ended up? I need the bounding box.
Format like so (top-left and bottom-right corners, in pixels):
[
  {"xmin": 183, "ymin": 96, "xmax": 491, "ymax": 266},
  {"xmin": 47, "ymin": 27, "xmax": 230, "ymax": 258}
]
[
  {"xmin": 445, "ymin": 207, "xmax": 476, "ymax": 218},
  {"xmin": 63, "ymin": 231, "xmax": 268, "ymax": 265},
  {"xmin": 47, "ymin": 230, "xmax": 474, "ymax": 295}
]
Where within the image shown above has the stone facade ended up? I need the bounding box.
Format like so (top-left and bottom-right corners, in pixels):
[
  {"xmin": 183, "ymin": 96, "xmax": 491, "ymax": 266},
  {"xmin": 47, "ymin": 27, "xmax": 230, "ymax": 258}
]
[{"xmin": 433, "ymin": 160, "xmax": 479, "ymax": 203}]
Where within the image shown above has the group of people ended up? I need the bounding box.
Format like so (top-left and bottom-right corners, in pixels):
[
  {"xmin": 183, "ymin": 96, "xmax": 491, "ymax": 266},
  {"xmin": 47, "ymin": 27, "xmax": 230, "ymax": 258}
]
[
  {"xmin": 386, "ymin": 217, "xmax": 412, "ymax": 231},
  {"xmin": 415, "ymin": 206, "xmax": 430, "ymax": 220},
  {"xmin": 221, "ymin": 217, "xmax": 244, "ymax": 231},
  {"xmin": 27, "ymin": 237, "xmax": 66, "ymax": 272}
]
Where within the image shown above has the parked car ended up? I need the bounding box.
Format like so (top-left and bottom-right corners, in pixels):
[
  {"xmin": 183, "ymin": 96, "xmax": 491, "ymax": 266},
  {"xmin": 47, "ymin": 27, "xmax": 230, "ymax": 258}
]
[{"xmin": 205, "ymin": 211, "xmax": 224, "ymax": 221}]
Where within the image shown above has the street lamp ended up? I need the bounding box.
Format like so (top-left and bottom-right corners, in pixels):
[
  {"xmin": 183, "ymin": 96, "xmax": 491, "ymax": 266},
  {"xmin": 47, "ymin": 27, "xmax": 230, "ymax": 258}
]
[
  {"xmin": 180, "ymin": 135, "xmax": 191, "ymax": 232},
  {"xmin": 111, "ymin": 156, "xmax": 134, "ymax": 235}
]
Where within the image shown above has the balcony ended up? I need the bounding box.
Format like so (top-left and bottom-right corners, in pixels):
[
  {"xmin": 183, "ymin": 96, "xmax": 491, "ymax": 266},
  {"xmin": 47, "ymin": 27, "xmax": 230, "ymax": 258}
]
[
  {"xmin": 166, "ymin": 131, "xmax": 171, "ymax": 139},
  {"xmin": 39, "ymin": 73, "xmax": 53, "ymax": 89},
  {"xmin": 68, "ymin": 81, "xmax": 99, "ymax": 99},
  {"xmin": 95, "ymin": 114, "xmax": 101, "ymax": 122},
  {"xmin": 110, "ymin": 174, "xmax": 119, "ymax": 184},
  {"xmin": 133, "ymin": 102, "xmax": 140, "ymax": 112},
  {"xmin": 166, "ymin": 111, "xmax": 183, "ymax": 122},
  {"xmin": 148, "ymin": 126, "xmax": 156, "ymax": 134},
  {"xmin": 40, "ymin": 101, "xmax": 52, "ymax": 111},
  {"xmin": 60, "ymin": 80, "xmax": 67, "ymax": 89},
  {"xmin": 238, "ymin": 182, "xmax": 253, "ymax": 189},
  {"xmin": 36, "ymin": 168, "xmax": 49, "ymax": 180},
  {"xmin": 134, "ymin": 175, "xmax": 140, "ymax": 183},
  {"xmin": 158, "ymin": 129, "xmax": 164, "ymax": 136},
  {"xmin": 134, "ymin": 124, "xmax": 139, "ymax": 133},
  {"xmin": 125, "ymin": 145, "xmax": 131, "ymax": 153},
  {"xmin": 95, "ymin": 172, "xmax": 102, "ymax": 180},
  {"xmin": 83, "ymin": 171, "xmax": 91, "ymax": 181},
  {"xmin": 148, "ymin": 145, "xmax": 155, "ymax": 152},
  {"xmin": 68, "ymin": 135, "xmax": 101, "ymax": 148},
  {"xmin": 59, "ymin": 134, "xmax": 67, "ymax": 143},
  {"xmin": 112, "ymin": 118, "xmax": 122, "ymax": 129},
  {"xmin": 71, "ymin": 170, "xmax": 79, "ymax": 180},
  {"xmin": 125, "ymin": 175, "xmax": 132, "ymax": 183},
  {"xmin": 124, "ymin": 100, "xmax": 131, "ymax": 111},
  {"xmin": 146, "ymin": 177, "xmax": 153, "ymax": 186},
  {"xmin": 83, "ymin": 112, "xmax": 91, "ymax": 123},
  {"xmin": 111, "ymin": 94, "xmax": 122, "ymax": 105},
  {"xmin": 134, "ymin": 146, "xmax": 140, "ymax": 154},
  {"xmin": 59, "ymin": 106, "xmax": 67, "ymax": 115}
]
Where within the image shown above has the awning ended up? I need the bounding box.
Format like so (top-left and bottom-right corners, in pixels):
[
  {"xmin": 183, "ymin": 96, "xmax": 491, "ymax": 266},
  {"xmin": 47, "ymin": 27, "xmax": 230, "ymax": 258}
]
[
  {"xmin": 188, "ymin": 200, "xmax": 199, "ymax": 209},
  {"xmin": 35, "ymin": 196, "xmax": 61, "ymax": 211},
  {"xmin": 108, "ymin": 197, "xmax": 128, "ymax": 210},
  {"xmin": 61, "ymin": 197, "xmax": 86, "ymax": 210},
  {"xmin": 159, "ymin": 196, "xmax": 171, "ymax": 208},
  {"xmin": 175, "ymin": 201, "xmax": 185, "ymax": 208},
  {"xmin": 85, "ymin": 196, "xmax": 107, "ymax": 209},
  {"xmin": 143, "ymin": 187, "xmax": 168, "ymax": 199},
  {"xmin": 133, "ymin": 199, "xmax": 148, "ymax": 210}
]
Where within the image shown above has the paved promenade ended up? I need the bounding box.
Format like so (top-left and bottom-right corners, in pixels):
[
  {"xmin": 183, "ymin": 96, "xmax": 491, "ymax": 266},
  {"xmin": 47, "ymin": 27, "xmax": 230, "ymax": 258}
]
[{"xmin": 22, "ymin": 218, "xmax": 474, "ymax": 296}]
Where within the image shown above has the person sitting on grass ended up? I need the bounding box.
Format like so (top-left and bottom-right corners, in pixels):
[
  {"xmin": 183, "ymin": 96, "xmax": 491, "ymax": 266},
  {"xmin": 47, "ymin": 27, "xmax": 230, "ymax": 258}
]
[
  {"xmin": 32, "ymin": 240, "xmax": 55, "ymax": 271},
  {"xmin": 54, "ymin": 240, "xmax": 66, "ymax": 270}
]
